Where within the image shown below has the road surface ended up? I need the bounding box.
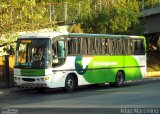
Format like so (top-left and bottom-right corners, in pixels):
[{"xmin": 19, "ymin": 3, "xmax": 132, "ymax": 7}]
[{"xmin": 0, "ymin": 78, "xmax": 160, "ymax": 114}]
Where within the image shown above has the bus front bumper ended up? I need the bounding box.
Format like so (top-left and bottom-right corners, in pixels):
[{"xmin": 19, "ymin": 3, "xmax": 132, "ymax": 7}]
[{"xmin": 14, "ymin": 76, "xmax": 52, "ymax": 88}]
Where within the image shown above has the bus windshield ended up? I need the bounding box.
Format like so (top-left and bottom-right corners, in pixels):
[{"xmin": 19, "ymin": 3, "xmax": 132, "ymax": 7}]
[{"xmin": 15, "ymin": 39, "xmax": 51, "ymax": 68}]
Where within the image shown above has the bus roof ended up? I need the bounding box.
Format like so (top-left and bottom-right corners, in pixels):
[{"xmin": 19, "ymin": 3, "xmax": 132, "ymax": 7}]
[
  {"xmin": 68, "ymin": 33, "xmax": 145, "ymax": 39},
  {"xmin": 18, "ymin": 31, "xmax": 68, "ymax": 39},
  {"xmin": 17, "ymin": 31, "xmax": 145, "ymax": 39}
]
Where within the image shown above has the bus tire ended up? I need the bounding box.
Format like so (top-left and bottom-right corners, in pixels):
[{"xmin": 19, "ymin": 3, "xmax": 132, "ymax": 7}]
[
  {"xmin": 115, "ymin": 71, "xmax": 125, "ymax": 87},
  {"xmin": 65, "ymin": 74, "xmax": 76, "ymax": 93}
]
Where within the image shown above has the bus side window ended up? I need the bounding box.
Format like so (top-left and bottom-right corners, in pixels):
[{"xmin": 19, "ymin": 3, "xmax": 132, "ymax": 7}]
[
  {"xmin": 133, "ymin": 40, "xmax": 144, "ymax": 55},
  {"xmin": 134, "ymin": 41, "xmax": 138, "ymax": 55},
  {"xmin": 52, "ymin": 42, "xmax": 57, "ymax": 57},
  {"xmin": 138, "ymin": 40, "xmax": 145, "ymax": 55},
  {"xmin": 52, "ymin": 40, "xmax": 65, "ymax": 66},
  {"xmin": 58, "ymin": 41, "xmax": 65, "ymax": 57},
  {"xmin": 52, "ymin": 40, "xmax": 65, "ymax": 58},
  {"xmin": 52, "ymin": 41, "xmax": 58, "ymax": 64}
]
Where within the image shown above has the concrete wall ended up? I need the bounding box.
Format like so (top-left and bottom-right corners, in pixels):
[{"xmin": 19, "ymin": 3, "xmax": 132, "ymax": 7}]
[
  {"xmin": 143, "ymin": 6, "xmax": 160, "ymax": 34},
  {"xmin": 145, "ymin": 14, "xmax": 160, "ymax": 34}
]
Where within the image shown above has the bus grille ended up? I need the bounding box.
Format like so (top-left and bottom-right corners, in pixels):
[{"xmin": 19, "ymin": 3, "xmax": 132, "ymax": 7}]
[{"xmin": 22, "ymin": 78, "xmax": 35, "ymax": 82}]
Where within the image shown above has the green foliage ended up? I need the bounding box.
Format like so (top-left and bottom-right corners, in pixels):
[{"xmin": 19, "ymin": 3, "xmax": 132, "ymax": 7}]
[
  {"xmin": 0, "ymin": 0, "xmax": 145, "ymax": 55},
  {"xmin": 1, "ymin": 33, "xmax": 18, "ymax": 55},
  {"xmin": 81, "ymin": 10, "xmax": 109, "ymax": 33},
  {"xmin": 68, "ymin": 24, "xmax": 83, "ymax": 33},
  {"xmin": 144, "ymin": 0, "xmax": 160, "ymax": 9},
  {"xmin": 0, "ymin": 0, "xmax": 57, "ymax": 54},
  {"xmin": 81, "ymin": 0, "xmax": 144, "ymax": 35},
  {"xmin": 108, "ymin": 0, "xmax": 143, "ymax": 34},
  {"xmin": 0, "ymin": 0, "xmax": 58, "ymax": 34},
  {"xmin": 152, "ymin": 65, "xmax": 160, "ymax": 71}
]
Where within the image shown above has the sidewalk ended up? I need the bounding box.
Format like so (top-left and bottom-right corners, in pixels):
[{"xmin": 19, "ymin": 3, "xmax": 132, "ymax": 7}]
[
  {"xmin": 0, "ymin": 86, "xmax": 17, "ymax": 95},
  {"xmin": 0, "ymin": 82, "xmax": 16, "ymax": 95},
  {"xmin": 146, "ymin": 71, "xmax": 160, "ymax": 77}
]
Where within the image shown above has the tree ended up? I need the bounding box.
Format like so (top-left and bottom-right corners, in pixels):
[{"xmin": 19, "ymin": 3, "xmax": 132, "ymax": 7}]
[
  {"xmin": 0, "ymin": 0, "xmax": 145, "ymax": 55},
  {"xmin": 81, "ymin": 10, "xmax": 109, "ymax": 33},
  {"xmin": 108, "ymin": 0, "xmax": 143, "ymax": 34},
  {"xmin": 0, "ymin": 0, "xmax": 50, "ymax": 54},
  {"xmin": 68, "ymin": 24, "xmax": 83, "ymax": 33},
  {"xmin": 80, "ymin": 0, "xmax": 144, "ymax": 35}
]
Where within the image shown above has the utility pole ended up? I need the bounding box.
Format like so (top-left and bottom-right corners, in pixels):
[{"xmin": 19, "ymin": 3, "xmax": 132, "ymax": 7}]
[
  {"xmin": 20, "ymin": 10, "xmax": 22, "ymax": 31},
  {"xmin": 4, "ymin": 55, "xmax": 10, "ymax": 88},
  {"xmin": 142, "ymin": 0, "xmax": 144, "ymax": 11},
  {"xmin": 78, "ymin": 2, "xmax": 82, "ymax": 19},
  {"xmin": 0, "ymin": 4, "xmax": 2, "ymax": 30},
  {"xmin": 48, "ymin": 2, "xmax": 55, "ymax": 28},
  {"xmin": 64, "ymin": 2, "xmax": 67, "ymax": 25},
  {"xmin": 88, "ymin": 0, "xmax": 91, "ymax": 17},
  {"xmin": 50, "ymin": 5, "xmax": 52, "ymax": 27},
  {"xmin": 31, "ymin": 7, "xmax": 34, "ymax": 29},
  {"xmin": 151, "ymin": 0, "xmax": 153, "ymax": 8},
  {"xmin": 10, "ymin": 6, "xmax": 13, "ymax": 32},
  {"xmin": 99, "ymin": 0, "xmax": 102, "ymax": 11}
]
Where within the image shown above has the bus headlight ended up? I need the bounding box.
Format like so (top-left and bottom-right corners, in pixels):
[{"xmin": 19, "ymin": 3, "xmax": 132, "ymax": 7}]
[{"xmin": 45, "ymin": 77, "xmax": 49, "ymax": 80}]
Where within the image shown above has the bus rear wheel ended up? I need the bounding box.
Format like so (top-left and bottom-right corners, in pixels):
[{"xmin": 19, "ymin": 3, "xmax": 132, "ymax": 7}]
[
  {"xmin": 65, "ymin": 75, "xmax": 76, "ymax": 93},
  {"xmin": 115, "ymin": 71, "xmax": 125, "ymax": 87}
]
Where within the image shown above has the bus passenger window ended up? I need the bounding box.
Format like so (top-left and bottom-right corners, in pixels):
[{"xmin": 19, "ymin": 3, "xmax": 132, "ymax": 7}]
[
  {"xmin": 52, "ymin": 40, "xmax": 66, "ymax": 66},
  {"xmin": 52, "ymin": 42, "xmax": 58, "ymax": 63},
  {"xmin": 58, "ymin": 41, "xmax": 65, "ymax": 57},
  {"xmin": 133, "ymin": 40, "xmax": 144, "ymax": 55}
]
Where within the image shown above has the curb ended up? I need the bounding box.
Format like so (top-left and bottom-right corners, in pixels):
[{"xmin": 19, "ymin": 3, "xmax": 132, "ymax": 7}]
[
  {"xmin": 0, "ymin": 82, "xmax": 16, "ymax": 95},
  {"xmin": 0, "ymin": 87, "xmax": 16, "ymax": 95},
  {"xmin": 147, "ymin": 71, "xmax": 160, "ymax": 77}
]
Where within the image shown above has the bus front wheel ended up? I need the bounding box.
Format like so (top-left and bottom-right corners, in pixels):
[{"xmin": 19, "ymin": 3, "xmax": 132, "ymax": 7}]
[
  {"xmin": 65, "ymin": 75, "xmax": 76, "ymax": 93},
  {"xmin": 115, "ymin": 71, "xmax": 125, "ymax": 87}
]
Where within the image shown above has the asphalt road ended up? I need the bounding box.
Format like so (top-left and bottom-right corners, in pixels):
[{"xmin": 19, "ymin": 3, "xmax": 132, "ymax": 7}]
[{"xmin": 0, "ymin": 78, "xmax": 160, "ymax": 114}]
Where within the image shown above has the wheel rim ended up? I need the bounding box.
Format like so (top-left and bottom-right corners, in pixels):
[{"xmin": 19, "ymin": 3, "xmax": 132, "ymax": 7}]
[
  {"xmin": 67, "ymin": 79, "xmax": 74, "ymax": 88},
  {"xmin": 117, "ymin": 74, "xmax": 123, "ymax": 85}
]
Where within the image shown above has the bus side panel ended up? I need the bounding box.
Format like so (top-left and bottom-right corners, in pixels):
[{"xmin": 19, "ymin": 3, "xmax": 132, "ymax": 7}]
[
  {"xmin": 85, "ymin": 56, "xmax": 111, "ymax": 84},
  {"xmin": 90, "ymin": 56, "xmax": 109, "ymax": 83},
  {"xmin": 52, "ymin": 56, "xmax": 90, "ymax": 87},
  {"xmin": 84, "ymin": 56, "xmax": 124, "ymax": 84},
  {"xmin": 108, "ymin": 56, "xmax": 124, "ymax": 83},
  {"xmin": 134, "ymin": 55, "xmax": 147, "ymax": 78},
  {"xmin": 91, "ymin": 69, "xmax": 109, "ymax": 84},
  {"xmin": 51, "ymin": 71, "xmax": 66, "ymax": 88},
  {"xmin": 123, "ymin": 56, "xmax": 143, "ymax": 81}
]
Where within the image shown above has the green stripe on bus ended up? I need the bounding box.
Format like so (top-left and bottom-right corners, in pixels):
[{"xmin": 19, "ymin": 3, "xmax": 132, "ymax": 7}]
[{"xmin": 21, "ymin": 69, "xmax": 45, "ymax": 76}]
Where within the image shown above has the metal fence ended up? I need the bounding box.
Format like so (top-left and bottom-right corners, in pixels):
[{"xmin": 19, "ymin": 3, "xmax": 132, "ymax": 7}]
[{"xmin": 0, "ymin": 2, "xmax": 83, "ymax": 32}]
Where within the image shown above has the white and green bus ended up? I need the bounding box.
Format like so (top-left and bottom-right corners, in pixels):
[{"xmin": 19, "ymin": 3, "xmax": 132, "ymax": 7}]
[{"xmin": 14, "ymin": 31, "xmax": 146, "ymax": 92}]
